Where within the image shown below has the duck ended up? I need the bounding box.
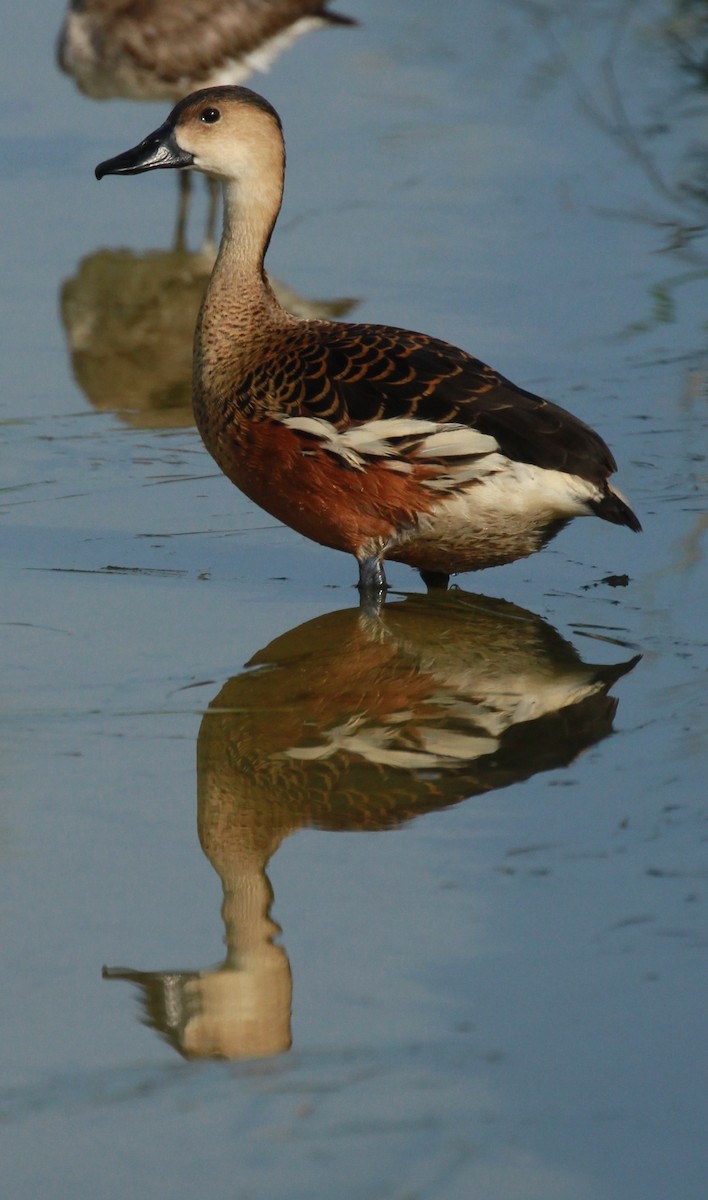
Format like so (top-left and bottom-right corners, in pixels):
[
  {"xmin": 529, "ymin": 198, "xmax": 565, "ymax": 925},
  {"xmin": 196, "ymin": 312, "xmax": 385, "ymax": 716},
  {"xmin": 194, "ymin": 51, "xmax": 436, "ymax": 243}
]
[
  {"xmin": 96, "ymin": 86, "xmax": 641, "ymax": 598},
  {"xmin": 60, "ymin": 1, "xmax": 354, "ymax": 246}
]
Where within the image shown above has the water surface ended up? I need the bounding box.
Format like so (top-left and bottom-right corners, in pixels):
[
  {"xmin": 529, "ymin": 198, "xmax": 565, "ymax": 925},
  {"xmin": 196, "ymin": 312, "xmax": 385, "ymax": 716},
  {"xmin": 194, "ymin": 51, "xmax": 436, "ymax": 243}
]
[{"xmin": 1, "ymin": 2, "xmax": 706, "ymax": 1198}]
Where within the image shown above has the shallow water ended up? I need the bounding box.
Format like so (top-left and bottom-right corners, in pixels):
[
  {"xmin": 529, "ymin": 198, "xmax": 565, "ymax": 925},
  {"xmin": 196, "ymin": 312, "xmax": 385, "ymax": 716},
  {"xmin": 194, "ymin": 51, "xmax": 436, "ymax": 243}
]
[{"xmin": 1, "ymin": 1, "xmax": 706, "ymax": 1197}]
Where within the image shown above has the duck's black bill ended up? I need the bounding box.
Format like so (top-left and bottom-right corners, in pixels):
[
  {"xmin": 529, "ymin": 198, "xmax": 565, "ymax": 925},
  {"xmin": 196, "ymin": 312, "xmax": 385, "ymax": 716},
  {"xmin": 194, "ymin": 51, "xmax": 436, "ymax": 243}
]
[{"xmin": 95, "ymin": 121, "xmax": 193, "ymax": 179}]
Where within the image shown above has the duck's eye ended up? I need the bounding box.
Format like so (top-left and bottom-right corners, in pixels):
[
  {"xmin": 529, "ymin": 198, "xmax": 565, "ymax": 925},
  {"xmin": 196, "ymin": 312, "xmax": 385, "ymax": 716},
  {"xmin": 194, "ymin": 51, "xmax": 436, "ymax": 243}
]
[{"xmin": 200, "ymin": 107, "xmax": 221, "ymax": 124}]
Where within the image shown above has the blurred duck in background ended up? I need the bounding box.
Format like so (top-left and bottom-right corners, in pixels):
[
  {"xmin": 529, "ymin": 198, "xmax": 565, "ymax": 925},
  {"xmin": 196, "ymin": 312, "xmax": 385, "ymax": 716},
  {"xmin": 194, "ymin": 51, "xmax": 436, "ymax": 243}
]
[{"xmin": 58, "ymin": 0, "xmax": 355, "ymax": 246}]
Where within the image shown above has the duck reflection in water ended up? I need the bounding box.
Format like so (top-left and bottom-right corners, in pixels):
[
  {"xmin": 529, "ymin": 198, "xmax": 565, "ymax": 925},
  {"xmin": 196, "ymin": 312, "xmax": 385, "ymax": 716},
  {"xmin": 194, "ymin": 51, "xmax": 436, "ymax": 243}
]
[
  {"xmin": 60, "ymin": 247, "xmax": 356, "ymax": 428},
  {"xmin": 103, "ymin": 591, "xmax": 639, "ymax": 1060}
]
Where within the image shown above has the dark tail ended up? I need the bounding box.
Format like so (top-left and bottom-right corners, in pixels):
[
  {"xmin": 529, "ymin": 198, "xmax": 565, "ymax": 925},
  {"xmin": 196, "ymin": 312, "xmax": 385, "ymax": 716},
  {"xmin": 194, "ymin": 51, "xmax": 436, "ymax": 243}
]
[
  {"xmin": 590, "ymin": 486, "xmax": 642, "ymax": 532},
  {"xmin": 324, "ymin": 9, "xmax": 358, "ymax": 27}
]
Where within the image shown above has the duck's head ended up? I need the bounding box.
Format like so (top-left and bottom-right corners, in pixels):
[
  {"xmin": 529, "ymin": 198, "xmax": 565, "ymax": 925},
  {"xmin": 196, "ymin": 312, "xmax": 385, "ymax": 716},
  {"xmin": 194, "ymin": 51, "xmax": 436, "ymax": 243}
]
[{"xmin": 95, "ymin": 86, "xmax": 284, "ymax": 186}]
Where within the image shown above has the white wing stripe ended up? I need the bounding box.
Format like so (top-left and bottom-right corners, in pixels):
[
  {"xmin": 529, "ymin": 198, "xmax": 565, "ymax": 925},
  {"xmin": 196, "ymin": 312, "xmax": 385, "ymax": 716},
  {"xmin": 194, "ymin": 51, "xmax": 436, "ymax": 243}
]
[
  {"xmin": 412, "ymin": 429, "xmax": 498, "ymax": 457},
  {"xmin": 282, "ymin": 415, "xmax": 500, "ymax": 471}
]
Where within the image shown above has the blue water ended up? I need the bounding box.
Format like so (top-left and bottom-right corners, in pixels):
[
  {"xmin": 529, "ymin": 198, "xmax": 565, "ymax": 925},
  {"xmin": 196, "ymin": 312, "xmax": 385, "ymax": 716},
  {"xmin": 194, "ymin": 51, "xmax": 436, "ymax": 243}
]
[{"xmin": 1, "ymin": 2, "xmax": 705, "ymax": 1197}]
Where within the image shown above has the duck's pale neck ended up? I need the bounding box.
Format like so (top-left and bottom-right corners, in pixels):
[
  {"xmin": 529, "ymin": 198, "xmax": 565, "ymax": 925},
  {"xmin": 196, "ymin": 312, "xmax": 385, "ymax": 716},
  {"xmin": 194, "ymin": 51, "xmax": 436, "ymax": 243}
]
[
  {"xmin": 207, "ymin": 174, "xmax": 284, "ymax": 313},
  {"xmin": 194, "ymin": 167, "xmax": 291, "ymax": 402}
]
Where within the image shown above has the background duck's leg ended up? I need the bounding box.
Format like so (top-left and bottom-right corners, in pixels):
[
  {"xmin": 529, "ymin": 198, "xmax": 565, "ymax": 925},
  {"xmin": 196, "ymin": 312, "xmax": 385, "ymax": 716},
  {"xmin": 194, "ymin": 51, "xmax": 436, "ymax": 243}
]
[
  {"xmin": 204, "ymin": 178, "xmax": 221, "ymax": 252},
  {"xmin": 174, "ymin": 172, "xmax": 192, "ymax": 251}
]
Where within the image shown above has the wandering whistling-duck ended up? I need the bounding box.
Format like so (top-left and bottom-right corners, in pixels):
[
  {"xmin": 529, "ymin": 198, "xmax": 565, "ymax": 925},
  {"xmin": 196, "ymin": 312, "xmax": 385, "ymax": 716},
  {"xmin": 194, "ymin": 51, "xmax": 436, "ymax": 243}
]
[{"xmin": 96, "ymin": 86, "xmax": 641, "ymax": 598}]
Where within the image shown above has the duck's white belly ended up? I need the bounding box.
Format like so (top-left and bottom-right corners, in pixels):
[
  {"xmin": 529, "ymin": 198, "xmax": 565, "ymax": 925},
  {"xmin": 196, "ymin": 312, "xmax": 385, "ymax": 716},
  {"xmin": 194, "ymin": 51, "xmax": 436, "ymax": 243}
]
[{"xmin": 388, "ymin": 460, "xmax": 598, "ymax": 573}]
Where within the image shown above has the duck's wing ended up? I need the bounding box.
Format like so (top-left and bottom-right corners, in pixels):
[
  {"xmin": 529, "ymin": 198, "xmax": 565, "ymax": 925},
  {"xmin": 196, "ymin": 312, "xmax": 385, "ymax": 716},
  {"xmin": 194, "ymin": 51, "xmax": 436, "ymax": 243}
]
[{"xmin": 259, "ymin": 320, "xmax": 618, "ymax": 487}]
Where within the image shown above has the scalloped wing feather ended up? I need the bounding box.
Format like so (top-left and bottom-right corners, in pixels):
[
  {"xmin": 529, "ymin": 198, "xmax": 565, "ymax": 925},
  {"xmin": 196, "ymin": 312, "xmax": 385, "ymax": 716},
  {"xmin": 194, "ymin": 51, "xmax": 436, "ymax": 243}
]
[{"xmin": 247, "ymin": 320, "xmax": 618, "ymax": 487}]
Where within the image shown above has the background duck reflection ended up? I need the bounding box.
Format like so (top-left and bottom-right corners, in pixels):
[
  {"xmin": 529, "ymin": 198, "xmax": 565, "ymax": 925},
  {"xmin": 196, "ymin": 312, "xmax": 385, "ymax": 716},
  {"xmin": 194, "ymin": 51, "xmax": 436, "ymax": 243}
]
[
  {"xmin": 103, "ymin": 591, "xmax": 638, "ymax": 1060},
  {"xmin": 60, "ymin": 247, "xmax": 356, "ymax": 428}
]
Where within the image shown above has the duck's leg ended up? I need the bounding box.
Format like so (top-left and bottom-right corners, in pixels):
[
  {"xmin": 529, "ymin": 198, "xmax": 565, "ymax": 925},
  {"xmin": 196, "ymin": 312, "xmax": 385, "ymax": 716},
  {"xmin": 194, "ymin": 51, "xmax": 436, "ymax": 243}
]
[
  {"xmin": 357, "ymin": 555, "xmax": 388, "ymax": 609},
  {"xmin": 419, "ymin": 569, "xmax": 450, "ymax": 591}
]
